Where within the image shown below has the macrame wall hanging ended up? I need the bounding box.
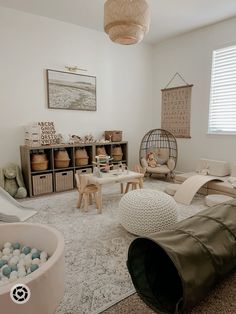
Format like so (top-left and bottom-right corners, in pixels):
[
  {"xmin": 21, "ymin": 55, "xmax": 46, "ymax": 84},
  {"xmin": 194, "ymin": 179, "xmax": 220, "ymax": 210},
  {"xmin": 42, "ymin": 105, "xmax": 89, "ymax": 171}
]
[{"xmin": 161, "ymin": 73, "xmax": 193, "ymax": 138}]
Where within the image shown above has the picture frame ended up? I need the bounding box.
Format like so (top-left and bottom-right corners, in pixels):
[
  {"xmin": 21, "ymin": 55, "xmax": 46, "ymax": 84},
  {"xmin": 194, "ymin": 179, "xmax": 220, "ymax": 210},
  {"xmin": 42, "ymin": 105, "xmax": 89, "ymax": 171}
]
[{"xmin": 46, "ymin": 69, "xmax": 96, "ymax": 111}]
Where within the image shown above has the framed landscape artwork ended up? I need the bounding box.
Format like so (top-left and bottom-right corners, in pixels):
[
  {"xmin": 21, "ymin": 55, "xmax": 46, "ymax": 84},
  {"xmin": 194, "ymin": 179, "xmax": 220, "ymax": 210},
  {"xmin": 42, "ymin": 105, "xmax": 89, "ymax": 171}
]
[{"xmin": 46, "ymin": 69, "xmax": 96, "ymax": 111}]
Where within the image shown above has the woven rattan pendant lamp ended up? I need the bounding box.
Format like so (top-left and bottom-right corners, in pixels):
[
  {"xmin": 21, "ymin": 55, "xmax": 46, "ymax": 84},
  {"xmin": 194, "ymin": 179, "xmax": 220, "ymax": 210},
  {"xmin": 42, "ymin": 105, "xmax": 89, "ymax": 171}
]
[{"xmin": 104, "ymin": 0, "xmax": 150, "ymax": 45}]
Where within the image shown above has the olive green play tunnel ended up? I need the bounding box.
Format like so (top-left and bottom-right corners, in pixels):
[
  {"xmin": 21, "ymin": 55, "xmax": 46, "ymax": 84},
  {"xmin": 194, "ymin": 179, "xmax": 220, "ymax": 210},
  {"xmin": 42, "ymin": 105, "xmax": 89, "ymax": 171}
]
[{"xmin": 127, "ymin": 201, "xmax": 236, "ymax": 314}]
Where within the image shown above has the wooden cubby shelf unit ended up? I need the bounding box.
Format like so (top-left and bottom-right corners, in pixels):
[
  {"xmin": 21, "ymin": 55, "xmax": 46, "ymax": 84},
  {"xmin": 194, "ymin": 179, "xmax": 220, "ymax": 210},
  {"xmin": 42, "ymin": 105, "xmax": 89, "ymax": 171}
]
[{"xmin": 20, "ymin": 141, "xmax": 128, "ymax": 197}]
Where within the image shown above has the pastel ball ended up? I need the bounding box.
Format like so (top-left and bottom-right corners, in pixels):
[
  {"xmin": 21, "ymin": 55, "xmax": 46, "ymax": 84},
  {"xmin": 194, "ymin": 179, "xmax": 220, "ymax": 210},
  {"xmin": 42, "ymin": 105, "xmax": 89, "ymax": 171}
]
[
  {"xmin": 30, "ymin": 264, "xmax": 39, "ymax": 272},
  {"xmin": 0, "ymin": 242, "xmax": 49, "ymax": 286},
  {"xmin": 18, "ymin": 271, "xmax": 26, "ymax": 278},
  {"xmin": 13, "ymin": 249, "xmax": 21, "ymax": 256},
  {"xmin": 22, "ymin": 247, "xmax": 31, "ymax": 255},
  {"xmin": 2, "ymin": 266, "xmax": 11, "ymax": 277},
  {"xmin": 3, "ymin": 242, "xmax": 11, "ymax": 249},
  {"xmin": 9, "ymin": 256, "xmax": 19, "ymax": 265},
  {"xmin": 40, "ymin": 251, "xmax": 48, "ymax": 260},
  {"xmin": 32, "ymin": 252, "xmax": 40, "ymax": 260},
  {"xmin": 12, "ymin": 243, "xmax": 21, "ymax": 250},
  {"xmin": 0, "ymin": 260, "xmax": 7, "ymax": 268},
  {"xmin": 10, "ymin": 271, "xmax": 18, "ymax": 278},
  {"xmin": 2, "ymin": 248, "xmax": 11, "ymax": 255},
  {"xmin": 32, "ymin": 258, "xmax": 40, "ymax": 265},
  {"xmin": 10, "ymin": 265, "xmax": 18, "ymax": 272},
  {"xmin": 2, "ymin": 255, "xmax": 10, "ymax": 262}
]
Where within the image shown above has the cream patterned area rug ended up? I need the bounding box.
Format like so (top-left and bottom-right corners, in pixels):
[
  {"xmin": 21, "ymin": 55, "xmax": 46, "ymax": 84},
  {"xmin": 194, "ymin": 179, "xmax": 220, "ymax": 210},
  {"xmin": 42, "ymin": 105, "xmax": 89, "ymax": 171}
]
[{"xmin": 21, "ymin": 179, "xmax": 206, "ymax": 314}]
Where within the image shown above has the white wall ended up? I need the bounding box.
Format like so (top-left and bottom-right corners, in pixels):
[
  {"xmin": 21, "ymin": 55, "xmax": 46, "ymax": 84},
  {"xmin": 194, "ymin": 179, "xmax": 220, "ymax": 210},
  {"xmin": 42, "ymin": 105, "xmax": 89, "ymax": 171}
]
[
  {"xmin": 0, "ymin": 7, "xmax": 153, "ymax": 166},
  {"xmin": 153, "ymin": 17, "xmax": 236, "ymax": 172},
  {"xmin": 2, "ymin": 7, "xmax": 236, "ymax": 172}
]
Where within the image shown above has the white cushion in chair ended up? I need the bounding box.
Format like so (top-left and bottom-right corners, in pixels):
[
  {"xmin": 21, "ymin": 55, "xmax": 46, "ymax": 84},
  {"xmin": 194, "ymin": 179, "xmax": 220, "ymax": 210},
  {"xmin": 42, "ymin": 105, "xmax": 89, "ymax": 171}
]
[{"xmin": 146, "ymin": 165, "xmax": 170, "ymax": 174}]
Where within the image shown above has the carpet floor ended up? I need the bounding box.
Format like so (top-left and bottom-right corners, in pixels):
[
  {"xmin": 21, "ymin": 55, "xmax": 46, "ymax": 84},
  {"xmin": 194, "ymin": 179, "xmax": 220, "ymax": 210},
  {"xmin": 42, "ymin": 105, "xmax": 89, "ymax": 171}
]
[
  {"xmin": 20, "ymin": 178, "xmax": 235, "ymax": 313},
  {"xmin": 103, "ymin": 270, "xmax": 236, "ymax": 314}
]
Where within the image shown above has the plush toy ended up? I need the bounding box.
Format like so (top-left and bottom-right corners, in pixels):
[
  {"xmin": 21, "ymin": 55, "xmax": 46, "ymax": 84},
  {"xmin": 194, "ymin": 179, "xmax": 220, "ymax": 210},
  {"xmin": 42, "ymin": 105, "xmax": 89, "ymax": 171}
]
[
  {"xmin": 146, "ymin": 152, "xmax": 157, "ymax": 168},
  {"xmin": 0, "ymin": 163, "xmax": 27, "ymax": 198},
  {"xmin": 84, "ymin": 133, "xmax": 94, "ymax": 143}
]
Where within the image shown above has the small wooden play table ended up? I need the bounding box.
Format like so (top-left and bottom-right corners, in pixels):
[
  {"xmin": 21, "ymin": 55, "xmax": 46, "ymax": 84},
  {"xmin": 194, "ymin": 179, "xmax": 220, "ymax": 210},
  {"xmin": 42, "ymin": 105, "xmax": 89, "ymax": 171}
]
[{"xmin": 85, "ymin": 170, "xmax": 144, "ymax": 213}]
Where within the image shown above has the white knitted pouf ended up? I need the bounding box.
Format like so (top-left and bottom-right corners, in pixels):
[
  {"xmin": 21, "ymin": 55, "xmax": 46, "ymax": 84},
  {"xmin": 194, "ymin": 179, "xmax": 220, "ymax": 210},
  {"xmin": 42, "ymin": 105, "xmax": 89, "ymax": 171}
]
[
  {"xmin": 119, "ymin": 189, "xmax": 177, "ymax": 236},
  {"xmin": 205, "ymin": 194, "xmax": 233, "ymax": 207}
]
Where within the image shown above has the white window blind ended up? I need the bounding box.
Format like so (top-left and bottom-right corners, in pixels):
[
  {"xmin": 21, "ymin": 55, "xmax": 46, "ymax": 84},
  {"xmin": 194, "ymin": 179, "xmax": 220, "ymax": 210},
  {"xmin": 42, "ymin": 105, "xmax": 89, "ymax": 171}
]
[{"xmin": 208, "ymin": 45, "xmax": 236, "ymax": 134}]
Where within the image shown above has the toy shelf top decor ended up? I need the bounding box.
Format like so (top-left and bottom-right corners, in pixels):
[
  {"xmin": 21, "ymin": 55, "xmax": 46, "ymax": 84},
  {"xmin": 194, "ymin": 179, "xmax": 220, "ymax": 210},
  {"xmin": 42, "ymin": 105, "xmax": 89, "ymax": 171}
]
[{"xmin": 24, "ymin": 122, "xmax": 57, "ymax": 147}]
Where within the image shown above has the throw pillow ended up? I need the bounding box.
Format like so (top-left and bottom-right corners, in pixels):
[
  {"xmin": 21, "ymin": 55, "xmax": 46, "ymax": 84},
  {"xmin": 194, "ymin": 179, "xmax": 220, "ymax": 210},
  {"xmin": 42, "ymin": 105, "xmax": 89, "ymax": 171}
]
[{"xmin": 156, "ymin": 157, "xmax": 168, "ymax": 165}]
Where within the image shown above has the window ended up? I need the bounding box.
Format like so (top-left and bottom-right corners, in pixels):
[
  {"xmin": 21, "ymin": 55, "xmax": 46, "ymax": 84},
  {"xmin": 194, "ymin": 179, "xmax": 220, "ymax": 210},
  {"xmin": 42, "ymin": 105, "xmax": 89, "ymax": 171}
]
[{"xmin": 208, "ymin": 44, "xmax": 236, "ymax": 134}]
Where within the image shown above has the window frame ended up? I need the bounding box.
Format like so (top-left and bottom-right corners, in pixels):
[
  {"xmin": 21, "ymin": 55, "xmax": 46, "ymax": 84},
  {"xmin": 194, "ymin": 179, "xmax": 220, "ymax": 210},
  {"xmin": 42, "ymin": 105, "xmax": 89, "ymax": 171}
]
[{"xmin": 208, "ymin": 42, "xmax": 236, "ymax": 135}]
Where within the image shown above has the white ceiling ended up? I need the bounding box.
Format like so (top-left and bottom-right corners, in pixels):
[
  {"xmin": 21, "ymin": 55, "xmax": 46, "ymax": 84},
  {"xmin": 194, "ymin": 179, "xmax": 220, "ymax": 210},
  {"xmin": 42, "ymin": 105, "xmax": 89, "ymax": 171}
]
[{"xmin": 0, "ymin": 0, "xmax": 236, "ymax": 44}]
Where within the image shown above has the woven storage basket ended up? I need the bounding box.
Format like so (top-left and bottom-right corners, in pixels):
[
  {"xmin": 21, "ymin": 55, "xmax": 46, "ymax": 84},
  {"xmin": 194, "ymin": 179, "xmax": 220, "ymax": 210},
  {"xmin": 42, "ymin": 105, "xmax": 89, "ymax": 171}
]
[
  {"xmin": 31, "ymin": 154, "xmax": 48, "ymax": 171},
  {"xmin": 31, "ymin": 160, "xmax": 49, "ymax": 171},
  {"xmin": 55, "ymin": 171, "xmax": 74, "ymax": 192},
  {"xmin": 54, "ymin": 150, "xmax": 70, "ymax": 168},
  {"xmin": 32, "ymin": 173, "xmax": 53, "ymax": 195},
  {"xmin": 31, "ymin": 153, "xmax": 47, "ymax": 162},
  {"xmin": 75, "ymin": 148, "xmax": 89, "ymax": 166},
  {"xmin": 96, "ymin": 146, "xmax": 107, "ymax": 156},
  {"xmin": 112, "ymin": 146, "xmax": 123, "ymax": 161},
  {"xmin": 76, "ymin": 168, "xmax": 92, "ymax": 175},
  {"xmin": 54, "ymin": 159, "xmax": 70, "ymax": 168},
  {"xmin": 105, "ymin": 131, "xmax": 122, "ymax": 142}
]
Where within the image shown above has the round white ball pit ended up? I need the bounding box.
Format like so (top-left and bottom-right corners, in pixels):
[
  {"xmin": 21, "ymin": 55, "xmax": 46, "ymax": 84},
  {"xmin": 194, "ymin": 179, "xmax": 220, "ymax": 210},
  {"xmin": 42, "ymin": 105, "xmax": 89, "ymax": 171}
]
[{"xmin": 0, "ymin": 223, "xmax": 65, "ymax": 314}]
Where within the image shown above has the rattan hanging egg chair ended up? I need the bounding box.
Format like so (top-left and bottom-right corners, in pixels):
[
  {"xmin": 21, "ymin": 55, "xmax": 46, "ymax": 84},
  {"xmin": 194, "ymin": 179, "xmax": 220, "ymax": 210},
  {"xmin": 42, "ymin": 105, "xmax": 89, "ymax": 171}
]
[{"xmin": 139, "ymin": 129, "xmax": 178, "ymax": 177}]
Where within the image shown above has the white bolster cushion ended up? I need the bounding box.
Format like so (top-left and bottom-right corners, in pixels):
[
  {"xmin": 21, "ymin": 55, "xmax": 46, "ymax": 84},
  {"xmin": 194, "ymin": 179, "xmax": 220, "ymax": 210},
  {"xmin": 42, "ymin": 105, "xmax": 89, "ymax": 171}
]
[
  {"xmin": 231, "ymin": 164, "xmax": 236, "ymax": 177},
  {"xmin": 196, "ymin": 158, "xmax": 230, "ymax": 177}
]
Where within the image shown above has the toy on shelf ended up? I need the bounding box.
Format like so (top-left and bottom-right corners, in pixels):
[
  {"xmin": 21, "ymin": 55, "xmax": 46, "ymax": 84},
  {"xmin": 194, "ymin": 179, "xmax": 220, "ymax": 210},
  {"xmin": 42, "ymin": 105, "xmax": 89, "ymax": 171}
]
[
  {"xmin": 97, "ymin": 133, "xmax": 110, "ymax": 143},
  {"xmin": 68, "ymin": 134, "xmax": 83, "ymax": 144},
  {"xmin": 38, "ymin": 121, "xmax": 57, "ymax": 146},
  {"xmin": 114, "ymin": 161, "xmax": 128, "ymax": 173},
  {"xmin": 93, "ymin": 155, "xmax": 113, "ymax": 174},
  {"xmin": 68, "ymin": 133, "xmax": 96, "ymax": 144},
  {"xmin": 24, "ymin": 121, "xmax": 58, "ymax": 146},
  {"xmin": 83, "ymin": 133, "xmax": 94, "ymax": 143}
]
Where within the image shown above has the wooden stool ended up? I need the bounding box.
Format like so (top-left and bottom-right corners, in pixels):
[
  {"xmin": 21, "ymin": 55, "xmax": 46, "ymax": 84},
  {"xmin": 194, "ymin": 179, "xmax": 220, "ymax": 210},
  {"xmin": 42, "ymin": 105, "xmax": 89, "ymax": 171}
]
[
  {"xmin": 124, "ymin": 165, "xmax": 144, "ymax": 193},
  {"xmin": 75, "ymin": 174, "xmax": 101, "ymax": 212},
  {"xmin": 112, "ymin": 164, "xmax": 127, "ymax": 194}
]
